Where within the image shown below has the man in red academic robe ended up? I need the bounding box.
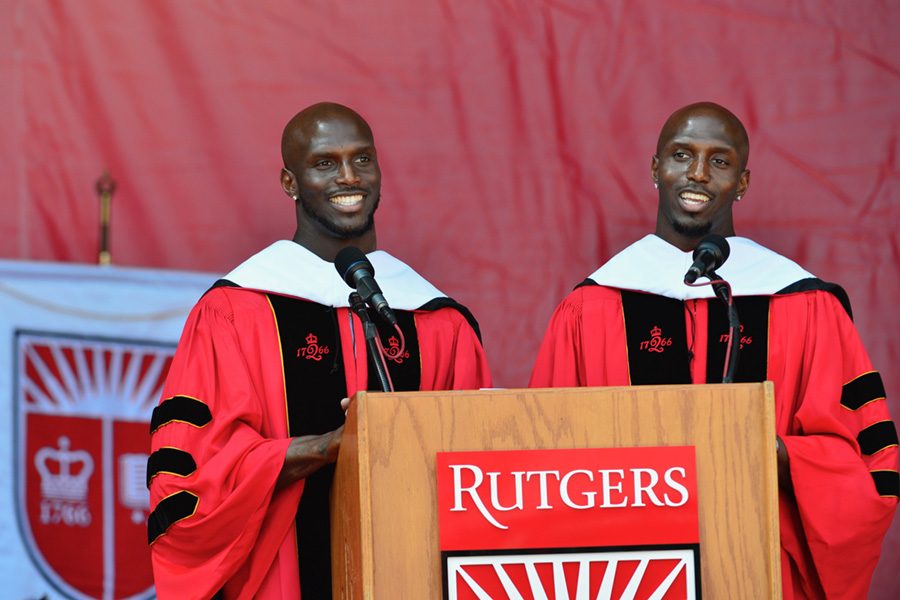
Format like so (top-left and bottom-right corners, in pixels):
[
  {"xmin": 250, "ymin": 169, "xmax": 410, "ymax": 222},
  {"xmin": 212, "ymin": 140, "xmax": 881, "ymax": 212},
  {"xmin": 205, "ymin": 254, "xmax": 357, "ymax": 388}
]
[
  {"xmin": 530, "ymin": 102, "xmax": 897, "ymax": 599},
  {"xmin": 147, "ymin": 103, "xmax": 491, "ymax": 599}
]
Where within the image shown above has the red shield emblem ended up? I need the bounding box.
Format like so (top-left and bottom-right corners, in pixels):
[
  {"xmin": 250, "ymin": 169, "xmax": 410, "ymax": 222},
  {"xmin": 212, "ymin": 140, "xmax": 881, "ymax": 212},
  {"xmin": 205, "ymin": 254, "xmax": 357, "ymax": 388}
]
[{"xmin": 15, "ymin": 331, "xmax": 173, "ymax": 599}]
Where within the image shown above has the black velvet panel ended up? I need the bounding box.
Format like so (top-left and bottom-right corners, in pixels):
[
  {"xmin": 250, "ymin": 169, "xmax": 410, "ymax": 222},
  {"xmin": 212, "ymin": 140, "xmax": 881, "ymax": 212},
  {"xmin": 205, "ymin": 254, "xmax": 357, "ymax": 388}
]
[
  {"xmin": 146, "ymin": 448, "xmax": 196, "ymax": 487},
  {"xmin": 871, "ymin": 470, "xmax": 900, "ymax": 498},
  {"xmin": 706, "ymin": 296, "xmax": 770, "ymax": 384},
  {"xmin": 268, "ymin": 295, "xmax": 347, "ymax": 600},
  {"xmin": 857, "ymin": 421, "xmax": 899, "ymax": 456},
  {"xmin": 367, "ymin": 308, "xmax": 421, "ymax": 393},
  {"xmin": 149, "ymin": 396, "xmax": 212, "ymax": 434},
  {"xmin": 621, "ymin": 291, "xmax": 691, "ymax": 385},
  {"xmin": 841, "ymin": 372, "xmax": 887, "ymax": 411},
  {"xmin": 147, "ymin": 490, "xmax": 198, "ymax": 544}
]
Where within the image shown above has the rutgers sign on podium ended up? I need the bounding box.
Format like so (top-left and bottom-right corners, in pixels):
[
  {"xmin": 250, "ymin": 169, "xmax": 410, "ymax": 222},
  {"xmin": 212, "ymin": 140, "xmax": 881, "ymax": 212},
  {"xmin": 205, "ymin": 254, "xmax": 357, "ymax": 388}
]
[
  {"xmin": 332, "ymin": 386, "xmax": 780, "ymax": 599},
  {"xmin": 436, "ymin": 447, "xmax": 700, "ymax": 600}
]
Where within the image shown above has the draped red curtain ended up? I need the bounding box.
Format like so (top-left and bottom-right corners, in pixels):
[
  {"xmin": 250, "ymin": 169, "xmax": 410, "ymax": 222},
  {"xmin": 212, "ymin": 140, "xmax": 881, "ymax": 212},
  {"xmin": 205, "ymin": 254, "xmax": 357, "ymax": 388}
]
[{"xmin": 2, "ymin": 1, "xmax": 898, "ymax": 594}]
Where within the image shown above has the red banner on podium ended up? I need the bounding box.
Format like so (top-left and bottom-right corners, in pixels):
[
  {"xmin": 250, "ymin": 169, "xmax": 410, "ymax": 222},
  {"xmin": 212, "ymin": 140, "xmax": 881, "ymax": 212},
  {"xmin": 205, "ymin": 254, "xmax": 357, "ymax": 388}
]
[{"xmin": 436, "ymin": 447, "xmax": 700, "ymax": 599}]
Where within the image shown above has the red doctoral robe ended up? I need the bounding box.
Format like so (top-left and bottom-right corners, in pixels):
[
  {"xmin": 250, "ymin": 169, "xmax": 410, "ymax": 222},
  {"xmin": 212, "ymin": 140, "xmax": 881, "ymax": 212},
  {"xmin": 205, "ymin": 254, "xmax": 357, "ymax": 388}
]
[
  {"xmin": 530, "ymin": 235, "xmax": 898, "ymax": 600},
  {"xmin": 147, "ymin": 241, "xmax": 491, "ymax": 599}
]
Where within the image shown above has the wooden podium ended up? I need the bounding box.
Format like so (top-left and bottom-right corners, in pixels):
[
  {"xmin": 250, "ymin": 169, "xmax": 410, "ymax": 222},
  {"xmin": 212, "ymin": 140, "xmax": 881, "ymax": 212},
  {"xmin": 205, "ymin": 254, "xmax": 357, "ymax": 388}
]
[{"xmin": 331, "ymin": 384, "xmax": 781, "ymax": 599}]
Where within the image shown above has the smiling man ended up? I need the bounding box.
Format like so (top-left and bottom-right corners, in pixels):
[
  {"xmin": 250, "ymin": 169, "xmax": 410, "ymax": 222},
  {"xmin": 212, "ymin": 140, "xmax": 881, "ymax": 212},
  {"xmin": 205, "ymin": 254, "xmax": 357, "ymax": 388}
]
[
  {"xmin": 652, "ymin": 102, "xmax": 749, "ymax": 249},
  {"xmin": 282, "ymin": 103, "xmax": 382, "ymax": 257},
  {"xmin": 147, "ymin": 102, "xmax": 491, "ymax": 599},
  {"xmin": 530, "ymin": 102, "xmax": 897, "ymax": 598}
]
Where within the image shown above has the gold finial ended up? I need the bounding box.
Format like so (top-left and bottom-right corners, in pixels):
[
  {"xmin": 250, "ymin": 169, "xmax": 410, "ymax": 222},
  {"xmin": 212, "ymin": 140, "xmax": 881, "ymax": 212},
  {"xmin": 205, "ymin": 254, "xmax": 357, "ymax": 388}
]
[{"xmin": 95, "ymin": 170, "xmax": 116, "ymax": 265}]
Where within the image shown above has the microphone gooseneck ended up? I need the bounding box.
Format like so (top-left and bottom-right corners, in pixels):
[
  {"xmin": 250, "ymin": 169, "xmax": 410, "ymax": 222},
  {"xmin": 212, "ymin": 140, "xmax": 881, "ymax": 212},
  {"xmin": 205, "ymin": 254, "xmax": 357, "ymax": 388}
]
[
  {"xmin": 682, "ymin": 235, "xmax": 740, "ymax": 383},
  {"xmin": 348, "ymin": 291, "xmax": 393, "ymax": 392}
]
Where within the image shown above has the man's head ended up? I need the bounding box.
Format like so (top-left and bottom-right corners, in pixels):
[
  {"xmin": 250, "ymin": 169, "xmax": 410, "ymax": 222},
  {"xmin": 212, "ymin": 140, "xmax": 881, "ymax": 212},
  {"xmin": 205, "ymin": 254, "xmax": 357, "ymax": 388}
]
[
  {"xmin": 281, "ymin": 102, "xmax": 381, "ymax": 260},
  {"xmin": 651, "ymin": 102, "xmax": 750, "ymax": 251}
]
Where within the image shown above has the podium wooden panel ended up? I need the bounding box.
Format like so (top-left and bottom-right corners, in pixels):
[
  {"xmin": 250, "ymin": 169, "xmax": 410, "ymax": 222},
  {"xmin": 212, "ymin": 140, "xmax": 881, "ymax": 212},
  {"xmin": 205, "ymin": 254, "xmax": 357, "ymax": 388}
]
[{"xmin": 331, "ymin": 383, "xmax": 781, "ymax": 599}]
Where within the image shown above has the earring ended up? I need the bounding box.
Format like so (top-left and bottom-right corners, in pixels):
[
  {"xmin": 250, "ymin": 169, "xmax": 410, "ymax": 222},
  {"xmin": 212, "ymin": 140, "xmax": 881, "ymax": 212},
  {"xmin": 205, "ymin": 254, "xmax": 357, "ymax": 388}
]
[
  {"xmin": 292, "ymin": 195, "xmax": 298, "ymax": 200},
  {"xmin": 653, "ymin": 182, "xmax": 658, "ymax": 189},
  {"xmin": 736, "ymin": 194, "xmax": 742, "ymax": 201}
]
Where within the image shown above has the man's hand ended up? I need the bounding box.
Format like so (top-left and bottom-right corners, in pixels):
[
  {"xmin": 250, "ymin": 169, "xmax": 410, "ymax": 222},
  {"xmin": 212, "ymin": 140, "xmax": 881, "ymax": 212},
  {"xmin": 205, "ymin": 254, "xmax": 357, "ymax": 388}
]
[
  {"xmin": 776, "ymin": 435, "xmax": 792, "ymax": 492},
  {"xmin": 276, "ymin": 425, "xmax": 344, "ymax": 490}
]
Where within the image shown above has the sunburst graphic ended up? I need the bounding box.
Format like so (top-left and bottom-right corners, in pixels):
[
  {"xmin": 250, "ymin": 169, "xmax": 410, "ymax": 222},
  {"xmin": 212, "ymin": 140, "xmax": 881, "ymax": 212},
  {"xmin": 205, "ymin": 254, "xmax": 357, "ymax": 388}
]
[
  {"xmin": 19, "ymin": 332, "xmax": 173, "ymax": 419},
  {"xmin": 15, "ymin": 331, "xmax": 173, "ymax": 600},
  {"xmin": 447, "ymin": 549, "xmax": 695, "ymax": 600}
]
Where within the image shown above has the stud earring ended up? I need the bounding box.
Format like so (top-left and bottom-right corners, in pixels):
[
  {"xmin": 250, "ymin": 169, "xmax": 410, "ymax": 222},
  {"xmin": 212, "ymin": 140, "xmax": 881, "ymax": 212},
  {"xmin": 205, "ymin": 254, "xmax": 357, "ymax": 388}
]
[
  {"xmin": 292, "ymin": 195, "xmax": 298, "ymax": 200},
  {"xmin": 736, "ymin": 194, "xmax": 742, "ymax": 201},
  {"xmin": 653, "ymin": 182, "xmax": 658, "ymax": 189}
]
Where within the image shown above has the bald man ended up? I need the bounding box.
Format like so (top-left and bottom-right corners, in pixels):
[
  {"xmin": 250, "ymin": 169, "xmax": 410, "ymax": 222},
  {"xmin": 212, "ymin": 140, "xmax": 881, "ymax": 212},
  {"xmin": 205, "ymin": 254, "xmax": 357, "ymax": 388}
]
[
  {"xmin": 147, "ymin": 103, "xmax": 491, "ymax": 599},
  {"xmin": 531, "ymin": 102, "xmax": 897, "ymax": 598}
]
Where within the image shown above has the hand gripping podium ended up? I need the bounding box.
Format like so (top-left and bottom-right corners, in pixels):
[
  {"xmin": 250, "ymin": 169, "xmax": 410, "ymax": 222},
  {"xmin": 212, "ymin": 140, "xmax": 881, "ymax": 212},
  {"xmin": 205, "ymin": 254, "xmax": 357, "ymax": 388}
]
[{"xmin": 331, "ymin": 384, "xmax": 781, "ymax": 599}]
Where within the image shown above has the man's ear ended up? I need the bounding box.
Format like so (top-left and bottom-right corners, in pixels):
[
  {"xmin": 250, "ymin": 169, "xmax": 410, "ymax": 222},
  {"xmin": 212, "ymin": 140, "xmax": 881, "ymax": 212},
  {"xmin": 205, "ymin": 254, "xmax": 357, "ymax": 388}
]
[
  {"xmin": 281, "ymin": 168, "xmax": 298, "ymax": 199},
  {"xmin": 650, "ymin": 155, "xmax": 660, "ymax": 186},
  {"xmin": 737, "ymin": 168, "xmax": 751, "ymax": 199}
]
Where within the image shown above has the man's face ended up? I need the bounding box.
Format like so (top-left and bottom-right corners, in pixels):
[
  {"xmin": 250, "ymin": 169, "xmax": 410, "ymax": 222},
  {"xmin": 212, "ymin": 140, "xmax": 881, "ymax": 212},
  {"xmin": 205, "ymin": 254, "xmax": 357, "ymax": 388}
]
[
  {"xmin": 290, "ymin": 116, "xmax": 381, "ymax": 240},
  {"xmin": 652, "ymin": 111, "xmax": 749, "ymax": 243}
]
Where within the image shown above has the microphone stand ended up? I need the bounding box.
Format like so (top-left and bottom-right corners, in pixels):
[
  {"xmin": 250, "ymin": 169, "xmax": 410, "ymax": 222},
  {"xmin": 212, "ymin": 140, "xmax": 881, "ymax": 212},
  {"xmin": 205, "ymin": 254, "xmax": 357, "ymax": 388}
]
[
  {"xmin": 348, "ymin": 292, "xmax": 393, "ymax": 392},
  {"xmin": 708, "ymin": 271, "xmax": 741, "ymax": 384}
]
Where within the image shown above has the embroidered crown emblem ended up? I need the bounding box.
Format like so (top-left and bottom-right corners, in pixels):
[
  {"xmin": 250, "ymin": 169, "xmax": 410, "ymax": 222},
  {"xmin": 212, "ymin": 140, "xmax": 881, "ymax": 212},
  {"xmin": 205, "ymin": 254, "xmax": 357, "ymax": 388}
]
[
  {"xmin": 639, "ymin": 324, "xmax": 673, "ymax": 354},
  {"xmin": 298, "ymin": 331, "xmax": 330, "ymax": 361},
  {"xmin": 382, "ymin": 334, "xmax": 410, "ymax": 364},
  {"xmin": 34, "ymin": 437, "xmax": 94, "ymax": 502}
]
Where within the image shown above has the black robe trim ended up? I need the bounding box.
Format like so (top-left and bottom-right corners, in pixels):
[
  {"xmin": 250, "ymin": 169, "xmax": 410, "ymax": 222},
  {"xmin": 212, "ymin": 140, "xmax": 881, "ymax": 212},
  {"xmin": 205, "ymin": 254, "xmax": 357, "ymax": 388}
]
[
  {"xmin": 146, "ymin": 448, "xmax": 197, "ymax": 487},
  {"xmin": 149, "ymin": 396, "xmax": 213, "ymax": 434},
  {"xmin": 268, "ymin": 293, "xmax": 425, "ymax": 599},
  {"xmin": 368, "ymin": 308, "xmax": 421, "ymax": 393},
  {"xmin": 268, "ymin": 295, "xmax": 347, "ymax": 600},
  {"xmin": 841, "ymin": 372, "xmax": 887, "ymax": 411},
  {"xmin": 777, "ymin": 277, "xmax": 852, "ymax": 319},
  {"xmin": 871, "ymin": 470, "xmax": 900, "ymax": 498},
  {"xmin": 418, "ymin": 297, "xmax": 483, "ymax": 344},
  {"xmin": 208, "ymin": 278, "xmax": 239, "ymax": 292},
  {"xmin": 620, "ymin": 290, "xmax": 692, "ymax": 385},
  {"xmin": 857, "ymin": 421, "xmax": 899, "ymax": 456},
  {"xmin": 706, "ymin": 296, "xmax": 770, "ymax": 384},
  {"xmin": 147, "ymin": 490, "xmax": 199, "ymax": 545}
]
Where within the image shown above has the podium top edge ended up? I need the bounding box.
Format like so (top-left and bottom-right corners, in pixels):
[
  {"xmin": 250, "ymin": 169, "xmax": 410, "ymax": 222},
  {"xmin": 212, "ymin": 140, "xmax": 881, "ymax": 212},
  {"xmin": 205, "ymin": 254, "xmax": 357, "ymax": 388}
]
[{"xmin": 354, "ymin": 382, "xmax": 773, "ymax": 399}]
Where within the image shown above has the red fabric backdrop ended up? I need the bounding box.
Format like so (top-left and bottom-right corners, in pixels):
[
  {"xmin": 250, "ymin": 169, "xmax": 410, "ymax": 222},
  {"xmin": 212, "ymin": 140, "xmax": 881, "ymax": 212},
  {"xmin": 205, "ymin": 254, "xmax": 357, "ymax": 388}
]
[{"xmin": 1, "ymin": 0, "xmax": 898, "ymax": 595}]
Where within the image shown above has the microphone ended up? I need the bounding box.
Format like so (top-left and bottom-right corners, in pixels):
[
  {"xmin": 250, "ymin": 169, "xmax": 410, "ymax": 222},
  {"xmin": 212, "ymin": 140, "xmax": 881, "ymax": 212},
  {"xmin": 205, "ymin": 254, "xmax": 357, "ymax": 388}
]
[
  {"xmin": 334, "ymin": 247, "xmax": 399, "ymax": 327},
  {"xmin": 684, "ymin": 234, "xmax": 730, "ymax": 284}
]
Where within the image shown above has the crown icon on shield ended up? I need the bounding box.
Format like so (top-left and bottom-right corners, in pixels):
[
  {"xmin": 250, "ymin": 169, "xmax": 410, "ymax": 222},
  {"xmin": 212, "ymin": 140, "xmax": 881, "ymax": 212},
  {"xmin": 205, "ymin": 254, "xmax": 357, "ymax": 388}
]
[
  {"xmin": 650, "ymin": 325, "xmax": 662, "ymax": 338},
  {"xmin": 305, "ymin": 332, "xmax": 318, "ymax": 345},
  {"xmin": 34, "ymin": 436, "xmax": 94, "ymax": 502}
]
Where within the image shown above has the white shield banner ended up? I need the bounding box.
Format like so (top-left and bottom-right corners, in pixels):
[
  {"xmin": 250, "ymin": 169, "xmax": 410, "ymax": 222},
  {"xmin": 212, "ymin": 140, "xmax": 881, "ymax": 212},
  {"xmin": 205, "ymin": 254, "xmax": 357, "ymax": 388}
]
[{"xmin": 0, "ymin": 260, "xmax": 212, "ymax": 599}]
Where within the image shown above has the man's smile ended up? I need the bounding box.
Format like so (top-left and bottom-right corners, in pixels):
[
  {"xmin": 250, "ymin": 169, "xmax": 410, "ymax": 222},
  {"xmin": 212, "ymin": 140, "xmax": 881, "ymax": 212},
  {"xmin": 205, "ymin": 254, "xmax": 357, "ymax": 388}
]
[
  {"xmin": 329, "ymin": 192, "xmax": 366, "ymax": 210},
  {"xmin": 678, "ymin": 189, "xmax": 712, "ymax": 211}
]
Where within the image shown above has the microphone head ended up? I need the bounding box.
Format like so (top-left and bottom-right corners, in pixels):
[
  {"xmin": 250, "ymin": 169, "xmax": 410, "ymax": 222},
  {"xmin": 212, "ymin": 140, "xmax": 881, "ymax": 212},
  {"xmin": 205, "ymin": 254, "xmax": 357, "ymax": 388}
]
[
  {"xmin": 334, "ymin": 246, "xmax": 373, "ymax": 288},
  {"xmin": 692, "ymin": 234, "xmax": 730, "ymax": 269}
]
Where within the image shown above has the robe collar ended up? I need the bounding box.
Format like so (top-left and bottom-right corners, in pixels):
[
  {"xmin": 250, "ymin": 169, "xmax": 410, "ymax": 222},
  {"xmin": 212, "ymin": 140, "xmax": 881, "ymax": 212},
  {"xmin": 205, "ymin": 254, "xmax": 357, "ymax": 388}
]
[
  {"xmin": 223, "ymin": 240, "xmax": 445, "ymax": 309},
  {"xmin": 587, "ymin": 234, "xmax": 813, "ymax": 300}
]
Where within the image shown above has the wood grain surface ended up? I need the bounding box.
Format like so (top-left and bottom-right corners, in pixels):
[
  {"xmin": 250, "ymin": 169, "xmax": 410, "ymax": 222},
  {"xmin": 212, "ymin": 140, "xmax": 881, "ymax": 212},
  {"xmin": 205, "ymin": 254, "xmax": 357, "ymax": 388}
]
[{"xmin": 332, "ymin": 383, "xmax": 781, "ymax": 599}]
